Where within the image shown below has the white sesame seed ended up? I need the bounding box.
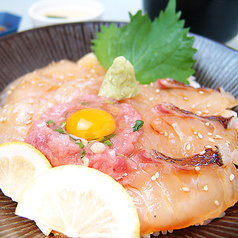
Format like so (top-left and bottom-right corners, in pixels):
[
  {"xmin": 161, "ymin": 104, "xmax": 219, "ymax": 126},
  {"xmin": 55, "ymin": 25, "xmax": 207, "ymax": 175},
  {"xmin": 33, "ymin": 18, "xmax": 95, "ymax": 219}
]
[
  {"xmin": 214, "ymin": 200, "xmax": 220, "ymax": 206},
  {"xmin": 149, "ymin": 97, "xmax": 154, "ymax": 101},
  {"xmin": 26, "ymin": 119, "xmax": 32, "ymax": 125},
  {"xmin": 226, "ymin": 141, "xmax": 230, "ymax": 145},
  {"xmin": 150, "ymin": 82, "xmax": 153, "ymax": 87},
  {"xmin": 27, "ymin": 111, "xmax": 34, "ymax": 115},
  {"xmin": 59, "ymin": 75, "xmax": 65, "ymax": 80},
  {"xmin": 206, "ymin": 104, "xmax": 211, "ymax": 108},
  {"xmin": 205, "ymin": 122, "xmax": 210, "ymax": 126},
  {"xmin": 230, "ymin": 174, "xmax": 235, "ymax": 182},
  {"xmin": 3, "ymin": 104, "xmax": 8, "ymax": 109},
  {"xmin": 208, "ymin": 138, "xmax": 215, "ymax": 143},
  {"xmin": 155, "ymin": 89, "xmax": 160, "ymax": 93},
  {"xmin": 7, "ymin": 90, "xmax": 12, "ymax": 95},
  {"xmin": 38, "ymin": 83, "xmax": 44, "ymax": 87},
  {"xmin": 181, "ymin": 187, "xmax": 190, "ymax": 192},
  {"xmin": 191, "ymin": 104, "xmax": 196, "ymax": 109},
  {"xmin": 207, "ymin": 132, "xmax": 213, "ymax": 136},
  {"xmin": 0, "ymin": 117, "xmax": 7, "ymax": 123},
  {"xmin": 143, "ymin": 84, "xmax": 148, "ymax": 88},
  {"xmin": 151, "ymin": 172, "xmax": 159, "ymax": 181},
  {"xmin": 183, "ymin": 96, "xmax": 188, "ymax": 100},
  {"xmin": 185, "ymin": 143, "xmax": 191, "ymax": 151},
  {"xmin": 163, "ymin": 131, "xmax": 168, "ymax": 136},
  {"xmin": 200, "ymin": 150, "xmax": 206, "ymax": 155},
  {"xmin": 199, "ymin": 90, "xmax": 204, "ymax": 94},
  {"xmin": 12, "ymin": 108, "xmax": 18, "ymax": 114},
  {"xmin": 63, "ymin": 88, "xmax": 68, "ymax": 92},
  {"xmin": 203, "ymin": 110, "xmax": 209, "ymax": 114},
  {"xmin": 20, "ymin": 80, "xmax": 26, "ymax": 85},
  {"xmin": 193, "ymin": 131, "xmax": 198, "ymax": 135},
  {"xmin": 124, "ymin": 173, "xmax": 128, "ymax": 176},
  {"xmin": 202, "ymin": 185, "xmax": 208, "ymax": 191},
  {"xmin": 28, "ymin": 99, "xmax": 34, "ymax": 104},
  {"xmin": 195, "ymin": 111, "xmax": 202, "ymax": 116},
  {"xmin": 198, "ymin": 133, "xmax": 203, "ymax": 139},
  {"xmin": 195, "ymin": 166, "xmax": 201, "ymax": 171},
  {"xmin": 31, "ymin": 81, "xmax": 36, "ymax": 84},
  {"xmin": 214, "ymin": 135, "xmax": 222, "ymax": 139},
  {"xmin": 90, "ymin": 142, "xmax": 106, "ymax": 154},
  {"xmin": 205, "ymin": 145, "xmax": 212, "ymax": 149}
]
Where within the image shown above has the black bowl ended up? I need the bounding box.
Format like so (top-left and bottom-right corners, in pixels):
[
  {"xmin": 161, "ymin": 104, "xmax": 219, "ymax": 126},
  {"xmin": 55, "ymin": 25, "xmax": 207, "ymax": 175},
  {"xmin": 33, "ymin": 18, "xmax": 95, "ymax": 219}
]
[
  {"xmin": 143, "ymin": 0, "xmax": 238, "ymax": 43},
  {"xmin": 0, "ymin": 22, "xmax": 238, "ymax": 238}
]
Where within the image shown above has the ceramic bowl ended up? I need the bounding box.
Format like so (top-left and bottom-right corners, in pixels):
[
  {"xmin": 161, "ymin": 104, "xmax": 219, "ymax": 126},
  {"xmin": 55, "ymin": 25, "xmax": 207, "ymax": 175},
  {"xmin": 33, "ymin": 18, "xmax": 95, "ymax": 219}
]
[
  {"xmin": 143, "ymin": 0, "xmax": 238, "ymax": 43},
  {"xmin": 28, "ymin": 0, "xmax": 104, "ymax": 28}
]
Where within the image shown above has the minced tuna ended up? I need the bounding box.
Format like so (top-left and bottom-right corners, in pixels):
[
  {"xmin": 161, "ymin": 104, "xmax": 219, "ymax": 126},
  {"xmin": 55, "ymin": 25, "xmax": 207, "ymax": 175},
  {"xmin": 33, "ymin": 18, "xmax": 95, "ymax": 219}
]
[{"xmin": 25, "ymin": 94, "xmax": 143, "ymax": 185}]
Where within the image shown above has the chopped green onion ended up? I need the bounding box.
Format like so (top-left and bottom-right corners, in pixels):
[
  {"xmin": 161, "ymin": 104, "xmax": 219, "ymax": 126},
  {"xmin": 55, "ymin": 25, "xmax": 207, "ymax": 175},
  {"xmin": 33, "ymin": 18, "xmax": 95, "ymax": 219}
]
[
  {"xmin": 54, "ymin": 121, "xmax": 66, "ymax": 134},
  {"xmin": 54, "ymin": 127, "xmax": 64, "ymax": 134},
  {"xmin": 100, "ymin": 133, "xmax": 116, "ymax": 143},
  {"xmin": 76, "ymin": 142, "xmax": 85, "ymax": 149},
  {"xmin": 80, "ymin": 150, "xmax": 86, "ymax": 158},
  {"xmin": 80, "ymin": 102, "xmax": 88, "ymax": 106},
  {"xmin": 104, "ymin": 140, "xmax": 112, "ymax": 147},
  {"xmin": 46, "ymin": 120, "xmax": 55, "ymax": 126},
  {"xmin": 61, "ymin": 121, "xmax": 66, "ymax": 127},
  {"xmin": 133, "ymin": 120, "xmax": 144, "ymax": 132}
]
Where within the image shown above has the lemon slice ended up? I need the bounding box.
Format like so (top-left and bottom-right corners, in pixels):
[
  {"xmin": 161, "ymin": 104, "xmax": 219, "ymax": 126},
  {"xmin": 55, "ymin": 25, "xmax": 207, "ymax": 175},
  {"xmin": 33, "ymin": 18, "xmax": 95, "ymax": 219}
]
[
  {"xmin": 0, "ymin": 142, "xmax": 52, "ymax": 202},
  {"xmin": 16, "ymin": 165, "xmax": 140, "ymax": 238}
]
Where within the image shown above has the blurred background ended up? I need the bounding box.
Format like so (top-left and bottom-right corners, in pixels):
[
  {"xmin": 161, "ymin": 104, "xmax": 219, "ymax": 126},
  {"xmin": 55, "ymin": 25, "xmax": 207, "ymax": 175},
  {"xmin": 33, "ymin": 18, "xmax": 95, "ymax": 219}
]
[{"xmin": 0, "ymin": 0, "xmax": 238, "ymax": 50}]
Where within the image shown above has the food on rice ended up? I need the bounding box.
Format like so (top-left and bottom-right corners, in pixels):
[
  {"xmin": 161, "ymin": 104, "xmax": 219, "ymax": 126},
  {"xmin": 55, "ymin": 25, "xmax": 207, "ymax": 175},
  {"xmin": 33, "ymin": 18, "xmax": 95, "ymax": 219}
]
[{"xmin": 0, "ymin": 53, "xmax": 237, "ymax": 236}]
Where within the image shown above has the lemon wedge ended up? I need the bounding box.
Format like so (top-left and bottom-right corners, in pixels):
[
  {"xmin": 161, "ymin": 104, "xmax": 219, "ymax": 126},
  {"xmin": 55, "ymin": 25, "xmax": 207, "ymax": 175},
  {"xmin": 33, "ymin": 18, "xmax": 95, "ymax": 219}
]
[
  {"xmin": 0, "ymin": 142, "xmax": 52, "ymax": 202},
  {"xmin": 15, "ymin": 165, "xmax": 140, "ymax": 238}
]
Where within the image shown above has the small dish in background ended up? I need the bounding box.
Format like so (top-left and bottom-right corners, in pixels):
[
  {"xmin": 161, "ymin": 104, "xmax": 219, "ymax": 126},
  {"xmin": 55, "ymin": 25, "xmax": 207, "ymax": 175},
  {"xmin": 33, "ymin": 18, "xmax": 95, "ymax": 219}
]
[
  {"xmin": 28, "ymin": 0, "xmax": 104, "ymax": 28},
  {"xmin": 0, "ymin": 12, "xmax": 21, "ymax": 38}
]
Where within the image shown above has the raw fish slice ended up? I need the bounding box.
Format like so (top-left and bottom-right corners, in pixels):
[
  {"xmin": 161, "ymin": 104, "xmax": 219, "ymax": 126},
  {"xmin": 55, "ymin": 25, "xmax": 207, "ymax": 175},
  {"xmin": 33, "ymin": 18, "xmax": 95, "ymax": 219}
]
[
  {"xmin": 134, "ymin": 102, "xmax": 238, "ymax": 158},
  {"xmin": 125, "ymin": 146, "xmax": 238, "ymax": 234},
  {"xmin": 0, "ymin": 54, "xmax": 105, "ymax": 143},
  {"xmin": 0, "ymin": 97, "xmax": 52, "ymax": 144},
  {"xmin": 0, "ymin": 73, "xmax": 60, "ymax": 107},
  {"xmin": 122, "ymin": 78, "xmax": 238, "ymax": 117}
]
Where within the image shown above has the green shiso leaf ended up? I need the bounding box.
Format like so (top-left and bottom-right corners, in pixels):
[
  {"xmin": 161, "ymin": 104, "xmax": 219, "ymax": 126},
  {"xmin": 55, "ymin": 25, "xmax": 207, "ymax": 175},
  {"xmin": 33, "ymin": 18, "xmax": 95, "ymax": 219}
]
[{"xmin": 91, "ymin": 0, "xmax": 196, "ymax": 84}]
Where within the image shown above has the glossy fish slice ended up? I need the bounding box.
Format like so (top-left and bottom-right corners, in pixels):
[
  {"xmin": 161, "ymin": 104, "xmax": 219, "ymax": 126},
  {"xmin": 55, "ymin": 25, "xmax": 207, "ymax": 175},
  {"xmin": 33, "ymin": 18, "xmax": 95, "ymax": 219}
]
[
  {"xmin": 126, "ymin": 146, "xmax": 238, "ymax": 234},
  {"xmin": 134, "ymin": 102, "xmax": 238, "ymax": 158},
  {"xmin": 122, "ymin": 78, "xmax": 238, "ymax": 118}
]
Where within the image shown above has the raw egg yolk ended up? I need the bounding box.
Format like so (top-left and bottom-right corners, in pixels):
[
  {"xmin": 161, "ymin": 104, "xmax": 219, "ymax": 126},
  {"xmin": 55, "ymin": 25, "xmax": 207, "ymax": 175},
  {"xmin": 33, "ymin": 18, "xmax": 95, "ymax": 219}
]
[{"xmin": 66, "ymin": 108, "xmax": 116, "ymax": 140}]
